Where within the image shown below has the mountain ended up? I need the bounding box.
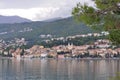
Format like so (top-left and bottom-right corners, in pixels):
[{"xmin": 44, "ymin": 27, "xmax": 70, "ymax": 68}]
[
  {"xmin": 0, "ymin": 17, "xmax": 98, "ymax": 41},
  {"xmin": 44, "ymin": 17, "xmax": 63, "ymax": 22},
  {"xmin": 0, "ymin": 15, "xmax": 31, "ymax": 24}
]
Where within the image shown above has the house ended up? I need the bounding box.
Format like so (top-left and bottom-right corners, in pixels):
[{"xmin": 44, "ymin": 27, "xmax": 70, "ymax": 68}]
[{"xmin": 40, "ymin": 53, "xmax": 47, "ymax": 58}]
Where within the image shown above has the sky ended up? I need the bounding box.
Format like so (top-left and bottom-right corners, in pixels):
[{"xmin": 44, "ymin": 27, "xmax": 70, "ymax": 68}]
[{"xmin": 0, "ymin": 0, "xmax": 94, "ymax": 21}]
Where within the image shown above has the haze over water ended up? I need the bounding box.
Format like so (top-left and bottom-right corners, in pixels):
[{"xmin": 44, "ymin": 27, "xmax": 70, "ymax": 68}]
[{"xmin": 0, "ymin": 58, "xmax": 120, "ymax": 80}]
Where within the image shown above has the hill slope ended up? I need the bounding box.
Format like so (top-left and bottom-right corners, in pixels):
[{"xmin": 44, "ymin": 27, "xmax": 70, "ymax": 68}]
[
  {"xmin": 0, "ymin": 17, "xmax": 97, "ymax": 41},
  {"xmin": 0, "ymin": 15, "xmax": 31, "ymax": 24}
]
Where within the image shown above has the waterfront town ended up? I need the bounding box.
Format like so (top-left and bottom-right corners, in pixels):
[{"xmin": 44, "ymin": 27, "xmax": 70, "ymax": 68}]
[{"xmin": 0, "ymin": 32, "xmax": 120, "ymax": 59}]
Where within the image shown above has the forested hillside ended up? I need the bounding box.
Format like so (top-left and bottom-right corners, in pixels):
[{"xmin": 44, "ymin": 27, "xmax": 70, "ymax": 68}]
[{"xmin": 0, "ymin": 17, "xmax": 96, "ymax": 41}]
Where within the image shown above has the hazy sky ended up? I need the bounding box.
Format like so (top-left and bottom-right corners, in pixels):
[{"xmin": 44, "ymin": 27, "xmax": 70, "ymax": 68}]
[{"xmin": 0, "ymin": 0, "xmax": 94, "ymax": 21}]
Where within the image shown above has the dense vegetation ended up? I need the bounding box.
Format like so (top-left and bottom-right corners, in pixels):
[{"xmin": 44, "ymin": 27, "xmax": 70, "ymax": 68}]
[{"xmin": 72, "ymin": 0, "xmax": 120, "ymax": 44}]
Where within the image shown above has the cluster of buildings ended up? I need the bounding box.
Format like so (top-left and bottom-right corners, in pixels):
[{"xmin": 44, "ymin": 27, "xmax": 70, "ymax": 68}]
[
  {"xmin": 43, "ymin": 31, "xmax": 109, "ymax": 42},
  {"xmin": 0, "ymin": 38, "xmax": 26, "ymax": 47},
  {"xmin": 0, "ymin": 27, "xmax": 33, "ymax": 35},
  {"xmin": 19, "ymin": 27, "xmax": 33, "ymax": 33},
  {"xmin": 0, "ymin": 38, "xmax": 26, "ymax": 56},
  {"xmin": 0, "ymin": 32, "xmax": 120, "ymax": 59},
  {"xmin": 1, "ymin": 39, "xmax": 119, "ymax": 59},
  {"xmin": 66, "ymin": 31, "xmax": 109, "ymax": 39}
]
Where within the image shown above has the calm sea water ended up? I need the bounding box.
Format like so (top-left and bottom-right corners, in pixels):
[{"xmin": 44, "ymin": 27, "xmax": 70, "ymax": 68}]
[{"xmin": 0, "ymin": 58, "xmax": 120, "ymax": 80}]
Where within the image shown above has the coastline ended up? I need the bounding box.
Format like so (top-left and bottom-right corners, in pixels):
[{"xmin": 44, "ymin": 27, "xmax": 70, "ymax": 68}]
[{"xmin": 0, "ymin": 56, "xmax": 120, "ymax": 60}]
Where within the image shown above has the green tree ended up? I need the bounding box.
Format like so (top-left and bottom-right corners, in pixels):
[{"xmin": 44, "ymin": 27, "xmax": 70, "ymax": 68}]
[{"xmin": 72, "ymin": 0, "xmax": 120, "ymax": 44}]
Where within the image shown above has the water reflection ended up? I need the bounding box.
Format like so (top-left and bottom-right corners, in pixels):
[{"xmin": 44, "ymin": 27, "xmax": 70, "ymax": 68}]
[{"xmin": 0, "ymin": 58, "xmax": 120, "ymax": 80}]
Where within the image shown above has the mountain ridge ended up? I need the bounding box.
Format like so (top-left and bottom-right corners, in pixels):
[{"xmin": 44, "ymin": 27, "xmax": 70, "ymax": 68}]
[{"xmin": 0, "ymin": 15, "xmax": 31, "ymax": 24}]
